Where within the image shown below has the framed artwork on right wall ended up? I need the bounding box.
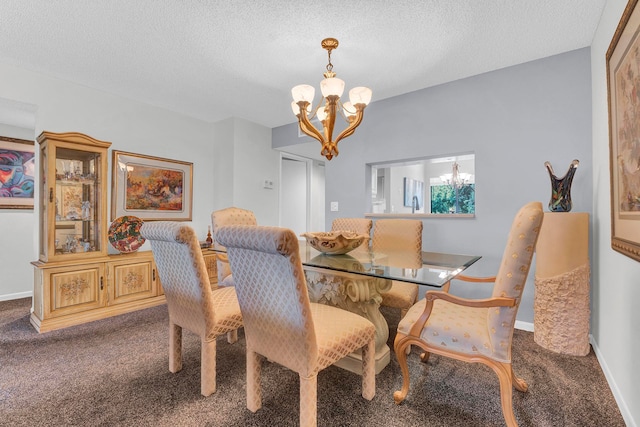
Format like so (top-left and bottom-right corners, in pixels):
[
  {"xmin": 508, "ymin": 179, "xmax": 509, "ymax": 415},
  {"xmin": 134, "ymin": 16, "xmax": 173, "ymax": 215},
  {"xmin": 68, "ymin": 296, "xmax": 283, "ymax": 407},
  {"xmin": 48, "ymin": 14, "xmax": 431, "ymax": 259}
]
[{"xmin": 607, "ymin": 0, "xmax": 640, "ymax": 262}]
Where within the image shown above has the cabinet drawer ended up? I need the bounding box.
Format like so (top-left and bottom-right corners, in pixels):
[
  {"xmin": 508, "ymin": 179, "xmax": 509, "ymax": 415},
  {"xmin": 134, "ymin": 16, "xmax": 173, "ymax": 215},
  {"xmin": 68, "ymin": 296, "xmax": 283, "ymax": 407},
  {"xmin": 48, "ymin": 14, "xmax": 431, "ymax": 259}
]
[
  {"xmin": 46, "ymin": 264, "xmax": 104, "ymax": 317},
  {"xmin": 202, "ymin": 251, "xmax": 218, "ymax": 289},
  {"xmin": 109, "ymin": 260, "xmax": 156, "ymax": 305}
]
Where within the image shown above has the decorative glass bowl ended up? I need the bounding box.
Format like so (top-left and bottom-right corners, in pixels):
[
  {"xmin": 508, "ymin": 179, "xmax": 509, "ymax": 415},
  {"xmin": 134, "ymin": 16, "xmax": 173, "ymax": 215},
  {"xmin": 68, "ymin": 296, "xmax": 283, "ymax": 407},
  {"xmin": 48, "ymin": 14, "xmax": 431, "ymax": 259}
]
[{"xmin": 301, "ymin": 231, "xmax": 368, "ymax": 255}]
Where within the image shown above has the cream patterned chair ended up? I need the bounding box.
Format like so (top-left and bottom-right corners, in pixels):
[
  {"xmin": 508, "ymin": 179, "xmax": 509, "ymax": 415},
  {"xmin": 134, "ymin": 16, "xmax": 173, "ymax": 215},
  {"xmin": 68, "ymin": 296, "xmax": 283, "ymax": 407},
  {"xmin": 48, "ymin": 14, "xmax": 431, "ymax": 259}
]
[
  {"xmin": 393, "ymin": 201, "xmax": 544, "ymax": 427},
  {"xmin": 372, "ymin": 219, "xmax": 422, "ymax": 318},
  {"xmin": 331, "ymin": 217, "xmax": 372, "ymax": 237},
  {"xmin": 140, "ymin": 222, "xmax": 243, "ymax": 397},
  {"xmin": 216, "ymin": 225, "xmax": 376, "ymax": 427},
  {"xmin": 211, "ymin": 207, "xmax": 257, "ymax": 287}
]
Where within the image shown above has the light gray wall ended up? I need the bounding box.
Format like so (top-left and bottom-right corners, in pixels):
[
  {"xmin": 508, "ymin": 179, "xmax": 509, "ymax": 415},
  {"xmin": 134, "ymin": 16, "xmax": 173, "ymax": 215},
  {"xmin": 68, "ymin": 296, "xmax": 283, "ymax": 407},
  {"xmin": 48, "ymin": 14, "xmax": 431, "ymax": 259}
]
[
  {"xmin": 0, "ymin": 122, "xmax": 37, "ymax": 299},
  {"xmin": 0, "ymin": 62, "xmax": 282, "ymax": 302},
  {"xmin": 592, "ymin": 1, "xmax": 639, "ymax": 425},
  {"xmin": 0, "ymin": 62, "xmax": 215, "ymax": 300},
  {"xmin": 212, "ymin": 117, "xmax": 280, "ymax": 226},
  {"xmin": 274, "ymin": 48, "xmax": 593, "ymax": 326}
]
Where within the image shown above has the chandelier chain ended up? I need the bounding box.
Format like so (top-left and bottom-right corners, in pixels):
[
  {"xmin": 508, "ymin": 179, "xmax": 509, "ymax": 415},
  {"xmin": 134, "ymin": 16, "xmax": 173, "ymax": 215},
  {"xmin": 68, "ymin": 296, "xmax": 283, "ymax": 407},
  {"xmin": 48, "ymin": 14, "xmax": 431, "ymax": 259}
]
[{"xmin": 326, "ymin": 49, "xmax": 333, "ymax": 73}]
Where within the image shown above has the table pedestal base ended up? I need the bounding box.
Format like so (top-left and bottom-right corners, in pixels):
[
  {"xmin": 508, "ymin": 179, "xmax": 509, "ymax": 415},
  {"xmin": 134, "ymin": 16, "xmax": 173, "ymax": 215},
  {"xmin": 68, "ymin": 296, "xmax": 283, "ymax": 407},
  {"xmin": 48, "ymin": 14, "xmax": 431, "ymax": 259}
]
[
  {"xmin": 304, "ymin": 267, "xmax": 391, "ymax": 374},
  {"xmin": 334, "ymin": 344, "xmax": 390, "ymax": 375}
]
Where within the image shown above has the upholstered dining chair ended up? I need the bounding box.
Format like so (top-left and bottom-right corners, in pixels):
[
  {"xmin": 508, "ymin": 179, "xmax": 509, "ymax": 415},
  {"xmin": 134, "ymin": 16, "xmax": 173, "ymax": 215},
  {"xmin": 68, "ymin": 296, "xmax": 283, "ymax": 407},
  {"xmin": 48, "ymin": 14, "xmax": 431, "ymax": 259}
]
[
  {"xmin": 331, "ymin": 217, "xmax": 373, "ymax": 238},
  {"xmin": 140, "ymin": 222, "xmax": 243, "ymax": 397},
  {"xmin": 393, "ymin": 201, "xmax": 544, "ymax": 427},
  {"xmin": 216, "ymin": 225, "xmax": 376, "ymax": 427},
  {"xmin": 372, "ymin": 219, "xmax": 422, "ymax": 318},
  {"xmin": 211, "ymin": 207, "xmax": 257, "ymax": 287}
]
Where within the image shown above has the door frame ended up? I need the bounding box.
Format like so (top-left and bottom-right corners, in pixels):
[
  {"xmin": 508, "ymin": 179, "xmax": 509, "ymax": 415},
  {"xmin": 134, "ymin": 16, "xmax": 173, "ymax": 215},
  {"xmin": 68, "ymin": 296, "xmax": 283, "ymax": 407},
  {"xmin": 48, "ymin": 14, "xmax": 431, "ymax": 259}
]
[{"xmin": 279, "ymin": 152, "xmax": 312, "ymax": 234}]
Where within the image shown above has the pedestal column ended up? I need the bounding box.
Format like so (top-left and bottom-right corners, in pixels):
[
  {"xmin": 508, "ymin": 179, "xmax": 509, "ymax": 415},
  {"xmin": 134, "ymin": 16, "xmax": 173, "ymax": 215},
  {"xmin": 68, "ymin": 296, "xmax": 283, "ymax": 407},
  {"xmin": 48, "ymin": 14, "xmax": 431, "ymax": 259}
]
[
  {"xmin": 303, "ymin": 267, "xmax": 391, "ymax": 374},
  {"xmin": 534, "ymin": 212, "xmax": 590, "ymax": 356}
]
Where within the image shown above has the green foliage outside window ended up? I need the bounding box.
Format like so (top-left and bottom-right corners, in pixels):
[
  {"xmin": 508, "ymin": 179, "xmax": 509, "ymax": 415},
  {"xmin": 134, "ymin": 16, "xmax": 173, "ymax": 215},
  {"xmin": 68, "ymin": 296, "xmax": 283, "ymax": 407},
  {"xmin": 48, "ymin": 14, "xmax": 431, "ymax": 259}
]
[{"xmin": 430, "ymin": 184, "xmax": 475, "ymax": 214}]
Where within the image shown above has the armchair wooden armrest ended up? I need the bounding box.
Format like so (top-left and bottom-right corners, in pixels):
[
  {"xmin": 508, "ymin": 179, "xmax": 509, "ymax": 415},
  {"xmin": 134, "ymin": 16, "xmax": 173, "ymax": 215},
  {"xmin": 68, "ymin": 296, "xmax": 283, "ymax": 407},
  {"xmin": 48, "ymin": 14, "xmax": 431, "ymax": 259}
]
[
  {"xmin": 442, "ymin": 274, "xmax": 496, "ymax": 292},
  {"xmin": 408, "ymin": 290, "xmax": 516, "ymax": 337},
  {"xmin": 453, "ymin": 274, "xmax": 496, "ymax": 283}
]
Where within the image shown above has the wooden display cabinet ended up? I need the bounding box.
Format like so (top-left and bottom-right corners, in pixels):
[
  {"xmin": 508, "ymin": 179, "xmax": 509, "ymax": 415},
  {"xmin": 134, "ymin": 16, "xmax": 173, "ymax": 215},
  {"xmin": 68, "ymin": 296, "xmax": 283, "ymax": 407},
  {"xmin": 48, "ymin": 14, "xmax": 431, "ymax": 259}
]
[
  {"xmin": 37, "ymin": 132, "xmax": 110, "ymax": 263},
  {"xmin": 31, "ymin": 132, "xmax": 219, "ymax": 333},
  {"xmin": 31, "ymin": 252, "xmax": 165, "ymax": 333},
  {"xmin": 31, "ymin": 132, "xmax": 168, "ymax": 333}
]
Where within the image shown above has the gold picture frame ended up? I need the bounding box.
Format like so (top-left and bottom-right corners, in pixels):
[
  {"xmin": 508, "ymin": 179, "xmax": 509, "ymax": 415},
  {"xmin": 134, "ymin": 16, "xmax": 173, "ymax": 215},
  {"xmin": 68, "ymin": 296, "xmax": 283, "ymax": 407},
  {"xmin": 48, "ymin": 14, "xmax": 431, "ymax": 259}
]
[
  {"xmin": 0, "ymin": 136, "xmax": 35, "ymax": 209},
  {"xmin": 111, "ymin": 151, "xmax": 193, "ymax": 221},
  {"xmin": 607, "ymin": 0, "xmax": 640, "ymax": 261}
]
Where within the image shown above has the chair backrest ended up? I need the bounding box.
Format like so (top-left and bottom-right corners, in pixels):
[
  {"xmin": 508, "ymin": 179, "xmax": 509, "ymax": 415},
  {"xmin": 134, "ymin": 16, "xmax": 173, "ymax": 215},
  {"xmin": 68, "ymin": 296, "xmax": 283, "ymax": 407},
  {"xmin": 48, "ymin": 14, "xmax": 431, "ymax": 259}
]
[
  {"xmin": 488, "ymin": 201, "xmax": 544, "ymax": 361},
  {"xmin": 211, "ymin": 207, "xmax": 257, "ymax": 282},
  {"xmin": 140, "ymin": 222, "xmax": 216, "ymax": 336},
  {"xmin": 331, "ymin": 218, "xmax": 373, "ymax": 236},
  {"xmin": 215, "ymin": 225, "xmax": 317, "ymax": 376},
  {"xmin": 372, "ymin": 219, "xmax": 423, "ymax": 252}
]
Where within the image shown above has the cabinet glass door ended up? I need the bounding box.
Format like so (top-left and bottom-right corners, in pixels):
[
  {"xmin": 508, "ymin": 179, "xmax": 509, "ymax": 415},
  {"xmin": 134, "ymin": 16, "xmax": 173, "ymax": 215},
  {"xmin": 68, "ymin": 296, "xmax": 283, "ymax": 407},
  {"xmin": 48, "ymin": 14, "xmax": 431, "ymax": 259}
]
[{"xmin": 54, "ymin": 147, "xmax": 102, "ymax": 255}]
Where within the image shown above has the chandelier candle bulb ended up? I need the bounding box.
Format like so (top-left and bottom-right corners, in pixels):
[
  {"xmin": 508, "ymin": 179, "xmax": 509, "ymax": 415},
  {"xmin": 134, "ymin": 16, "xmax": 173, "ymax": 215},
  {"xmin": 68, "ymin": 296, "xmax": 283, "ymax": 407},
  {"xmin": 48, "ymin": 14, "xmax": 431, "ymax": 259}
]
[{"xmin": 291, "ymin": 37, "xmax": 372, "ymax": 160}]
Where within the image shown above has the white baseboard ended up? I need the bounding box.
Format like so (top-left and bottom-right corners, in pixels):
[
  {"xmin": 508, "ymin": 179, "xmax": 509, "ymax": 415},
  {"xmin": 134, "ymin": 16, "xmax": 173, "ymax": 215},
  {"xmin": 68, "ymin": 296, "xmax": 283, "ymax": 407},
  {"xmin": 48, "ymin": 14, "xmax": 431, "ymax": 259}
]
[
  {"xmin": 515, "ymin": 320, "xmax": 534, "ymax": 332},
  {"xmin": 589, "ymin": 336, "xmax": 636, "ymax": 427},
  {"xmin": 0, "ymin": 291, "xmax": 32, "ymax": 302},
  {"xmin": 515, "ymin": 320, "xmax": 635, "ymax": 427}
]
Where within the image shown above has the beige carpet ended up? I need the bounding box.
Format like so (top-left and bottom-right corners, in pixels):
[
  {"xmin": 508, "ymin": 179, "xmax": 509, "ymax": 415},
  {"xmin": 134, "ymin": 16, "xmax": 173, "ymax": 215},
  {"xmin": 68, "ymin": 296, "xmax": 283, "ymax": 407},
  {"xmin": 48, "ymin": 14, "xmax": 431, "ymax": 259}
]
[{"xmin": 0, "ymin": 298, "xmax": 625, "ymax": 426}]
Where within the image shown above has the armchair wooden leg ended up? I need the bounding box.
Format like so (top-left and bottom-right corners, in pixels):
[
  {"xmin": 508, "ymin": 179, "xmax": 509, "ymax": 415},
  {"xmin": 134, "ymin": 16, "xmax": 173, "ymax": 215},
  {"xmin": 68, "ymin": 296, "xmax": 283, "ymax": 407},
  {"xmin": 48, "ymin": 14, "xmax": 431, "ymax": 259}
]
[
  {"xmin": 201, "ymin": 339, "xmax": 217, "ymax": 396},
  {"xmin": 511, "ymin": 366, "xmax": 528, "ymax": 392},
  {"xmin": 299, "ymin": 374, "xmax": 318, "ymax": 427},
  {"xmin": 361, "ymin": 339, "xmax": 375, "ymax": 400},
  {"xmin": 169, "ymin": 322, "xmax": 182, "ymax": 373},
  {"xmin": 399, "ymin": 307, "xmax": 412, "ymax": 354},
  {"xmin": 393, "ymin": 335, "xmax": 412, "ymax": 404},
  {"xmin": 496, "ymin": 362, "xmax": 519, "ymax": 427},
  {"xmin": 246, "ymin": 350, "xmax": 262, "ymax": 413},
  {"xmin": 419, "ymin": 351, "xmax": 431, "ymax": 364}
]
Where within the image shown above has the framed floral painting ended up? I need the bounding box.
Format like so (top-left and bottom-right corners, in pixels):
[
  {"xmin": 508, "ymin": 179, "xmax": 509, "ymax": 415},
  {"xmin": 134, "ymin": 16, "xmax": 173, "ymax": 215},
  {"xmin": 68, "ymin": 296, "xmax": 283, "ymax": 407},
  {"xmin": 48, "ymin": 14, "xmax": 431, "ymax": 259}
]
[
  {"xmin": 111, "ymin": 151, "xmax": 193, "ymax": 221},
  {"xmin": 607, "ymin": 0, "xmax": 640, "ymax": 261},
  {"xmin": 0, "ymin": 136, "xmax": 35, "ymax": 209}
]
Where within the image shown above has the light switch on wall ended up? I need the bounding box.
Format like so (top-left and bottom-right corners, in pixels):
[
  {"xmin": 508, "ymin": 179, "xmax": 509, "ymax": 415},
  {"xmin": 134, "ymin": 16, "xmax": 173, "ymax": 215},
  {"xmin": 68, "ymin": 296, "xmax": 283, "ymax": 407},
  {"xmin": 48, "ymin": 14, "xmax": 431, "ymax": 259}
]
[{"xmin": 330, "ymin": 201, "xmax": 339, "ymax": 212}]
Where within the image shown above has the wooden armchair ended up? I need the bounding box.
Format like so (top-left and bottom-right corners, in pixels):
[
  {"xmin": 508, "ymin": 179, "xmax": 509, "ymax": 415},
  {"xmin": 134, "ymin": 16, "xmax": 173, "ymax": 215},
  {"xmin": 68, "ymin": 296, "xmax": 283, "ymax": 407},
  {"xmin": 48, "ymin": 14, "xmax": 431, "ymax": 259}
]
[{"xmin": 392, "ymin": 201, "xmax": 543, "ymax": 426}]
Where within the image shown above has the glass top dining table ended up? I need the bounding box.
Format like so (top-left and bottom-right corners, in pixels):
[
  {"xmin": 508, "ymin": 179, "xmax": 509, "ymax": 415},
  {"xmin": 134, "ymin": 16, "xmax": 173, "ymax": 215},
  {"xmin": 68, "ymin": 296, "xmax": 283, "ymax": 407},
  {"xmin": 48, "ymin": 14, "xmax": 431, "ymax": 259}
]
[{"xmin": 299, "ymin": 242, "xmax": 481, "ymax": 288}]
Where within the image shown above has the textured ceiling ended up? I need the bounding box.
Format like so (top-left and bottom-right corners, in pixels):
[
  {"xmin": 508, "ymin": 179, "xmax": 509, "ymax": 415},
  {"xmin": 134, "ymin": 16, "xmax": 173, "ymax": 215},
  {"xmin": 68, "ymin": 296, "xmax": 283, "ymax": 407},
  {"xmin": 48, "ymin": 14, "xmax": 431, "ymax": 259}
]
[{"xmin": 0, "ymin": 1, "xmax": 606, "ymax": 129}]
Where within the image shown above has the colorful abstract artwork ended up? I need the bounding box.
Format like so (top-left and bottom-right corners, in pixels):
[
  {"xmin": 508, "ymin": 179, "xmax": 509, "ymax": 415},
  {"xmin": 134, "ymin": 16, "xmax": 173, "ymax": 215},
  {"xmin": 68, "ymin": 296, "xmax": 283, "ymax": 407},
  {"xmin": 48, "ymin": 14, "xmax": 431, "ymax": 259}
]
[{"xmin": 0, "ymin": 136, "xmax": 35, "ymax": 209}]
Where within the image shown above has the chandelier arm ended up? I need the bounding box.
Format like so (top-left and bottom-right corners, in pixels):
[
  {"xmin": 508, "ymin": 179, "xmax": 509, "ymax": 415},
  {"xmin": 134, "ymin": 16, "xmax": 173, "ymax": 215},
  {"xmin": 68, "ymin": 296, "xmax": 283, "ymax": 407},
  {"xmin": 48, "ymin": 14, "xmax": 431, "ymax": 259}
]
[
  {"xmin": 298, "ymin": 118, "xmax": 324, "ymax": 143},
  {"xmin": 334, "ymin": 105, "xmax": 366, "ymax": 145},
  {"xmin": 323, "ymin": 95, "xmax": 339, "ymax": 146},
  {"xmin": 296, "ymin": 102, "xmax": 325, "ymax": 144}
]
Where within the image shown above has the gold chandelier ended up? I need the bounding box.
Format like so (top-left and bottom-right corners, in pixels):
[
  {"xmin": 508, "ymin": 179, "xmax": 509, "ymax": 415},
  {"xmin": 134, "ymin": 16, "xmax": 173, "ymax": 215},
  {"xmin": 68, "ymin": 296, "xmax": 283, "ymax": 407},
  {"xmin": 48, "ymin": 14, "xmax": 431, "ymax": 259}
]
[{"xmin": 291, "ymin": 38, "xmax": 372, "ymax": 160}]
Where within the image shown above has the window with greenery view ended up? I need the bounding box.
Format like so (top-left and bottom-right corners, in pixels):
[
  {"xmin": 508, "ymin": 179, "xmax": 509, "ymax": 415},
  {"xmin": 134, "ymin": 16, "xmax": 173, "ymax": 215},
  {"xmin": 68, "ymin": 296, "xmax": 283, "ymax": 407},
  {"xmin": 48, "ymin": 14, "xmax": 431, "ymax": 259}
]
[{"xmin": 430, "ymin": 184, "xmax": 475, "ymax": 214}]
